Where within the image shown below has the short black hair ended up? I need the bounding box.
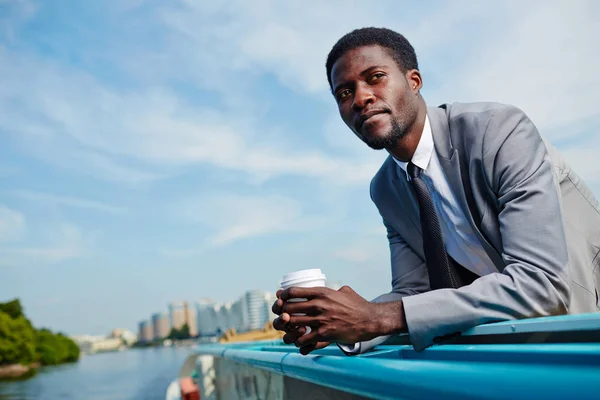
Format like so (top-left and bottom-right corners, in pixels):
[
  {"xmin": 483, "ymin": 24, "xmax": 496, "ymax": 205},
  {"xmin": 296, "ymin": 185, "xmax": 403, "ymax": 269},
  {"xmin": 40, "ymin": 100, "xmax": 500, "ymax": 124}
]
[{"xmin": 325, "ymin": 27, "xmax": 419, "ymax": 90}]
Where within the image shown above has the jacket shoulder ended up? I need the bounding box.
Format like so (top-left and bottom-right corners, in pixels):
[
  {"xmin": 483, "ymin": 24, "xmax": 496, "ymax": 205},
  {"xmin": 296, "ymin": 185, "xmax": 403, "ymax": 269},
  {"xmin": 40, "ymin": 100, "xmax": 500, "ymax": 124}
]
[
  {"xmin": 444, "ymin": 101, "xmax": 526, "ymax": 130},
  {"xmin": 370, "ymin": 156, "xmax": 397, "ymax": 202}
]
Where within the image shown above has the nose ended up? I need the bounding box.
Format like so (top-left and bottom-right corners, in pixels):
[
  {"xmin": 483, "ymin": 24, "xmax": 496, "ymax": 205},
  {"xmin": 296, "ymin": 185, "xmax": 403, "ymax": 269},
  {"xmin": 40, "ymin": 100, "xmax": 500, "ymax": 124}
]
[{"xmin": 352, "ymin": 83, "xmax": 375, "ymax": 111}]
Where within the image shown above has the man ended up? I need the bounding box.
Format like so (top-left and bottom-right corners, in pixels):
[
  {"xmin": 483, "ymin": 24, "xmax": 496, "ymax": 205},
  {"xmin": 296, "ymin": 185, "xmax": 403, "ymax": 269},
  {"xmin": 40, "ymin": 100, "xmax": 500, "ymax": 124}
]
[{"xmin": 272, "ymin": 27, "xmax": 600, "ymax": 355}]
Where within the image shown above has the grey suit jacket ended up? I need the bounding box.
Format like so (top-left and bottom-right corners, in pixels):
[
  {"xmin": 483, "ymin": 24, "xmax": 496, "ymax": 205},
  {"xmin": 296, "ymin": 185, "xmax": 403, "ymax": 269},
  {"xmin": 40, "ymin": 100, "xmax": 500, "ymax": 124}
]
[{"xmin": 369, "ymin": 102, "xmax": 600, "ymax": 351}]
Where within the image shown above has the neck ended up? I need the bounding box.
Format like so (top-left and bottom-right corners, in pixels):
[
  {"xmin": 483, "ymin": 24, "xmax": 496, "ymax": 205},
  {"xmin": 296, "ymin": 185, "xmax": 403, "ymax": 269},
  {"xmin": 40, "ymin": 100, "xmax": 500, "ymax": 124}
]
[{"xmin": 387, "ymin": 99, "xmax": 427, "ymax": 162}]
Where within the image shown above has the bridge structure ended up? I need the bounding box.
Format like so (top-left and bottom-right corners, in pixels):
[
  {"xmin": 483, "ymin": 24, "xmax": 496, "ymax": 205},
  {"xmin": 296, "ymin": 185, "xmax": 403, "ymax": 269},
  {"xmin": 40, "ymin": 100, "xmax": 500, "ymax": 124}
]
[{"xmin": 168, "ymin": 312, "xmax": 600, "ymax": 399}]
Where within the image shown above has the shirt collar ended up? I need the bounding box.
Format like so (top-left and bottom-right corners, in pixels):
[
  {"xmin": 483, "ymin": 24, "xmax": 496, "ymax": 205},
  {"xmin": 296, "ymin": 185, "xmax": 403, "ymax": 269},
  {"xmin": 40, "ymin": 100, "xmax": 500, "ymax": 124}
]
[{"xmin": 393, "ymin": 114, "xmax": 434, "ymax": 180}]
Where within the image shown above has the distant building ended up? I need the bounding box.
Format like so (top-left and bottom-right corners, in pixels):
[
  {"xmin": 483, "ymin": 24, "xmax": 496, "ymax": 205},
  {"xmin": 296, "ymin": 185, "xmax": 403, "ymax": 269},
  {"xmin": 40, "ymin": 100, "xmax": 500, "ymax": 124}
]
[
  {"xmin": 170, "ymin": 301, "xmax": 198, "ymax": 336},
  {"xmin": 195, "ymin": 291, "xmax": 282, "ymax": 336},
  {"xmin": 263, "ymin": 292, "xmax": 278, "ymax": 327},
  {"xmin": 152, "ymin": 313, "xmax": 170, "ymax": 340},
  {"xmin": 138, "ymin": 320, "xmax": 153, "ymax": 343},
  {"xmin": 72, "ymin": 334, "xmax": 125, "ymax": 354},
  {"xmin": 184, "ymin": 302, "xmax": 198, "ymax": 337},
  {"xmin": 196, "ymin": 299, "xmax": 217, "ymax": 336},
  {"xmin": 218, "ymin": 302, "xmax": 234, "ymax": 333},
  {"xmin": 169, "ymin": 302, "xmax": 187, "ymax": 331},
  {"xmin": 242, "ymin": 290, "xmax": 273, "ymax": 331},
  {"xmin": 111, "ymin": 328, "xmax": 137, "ymax": 345}
]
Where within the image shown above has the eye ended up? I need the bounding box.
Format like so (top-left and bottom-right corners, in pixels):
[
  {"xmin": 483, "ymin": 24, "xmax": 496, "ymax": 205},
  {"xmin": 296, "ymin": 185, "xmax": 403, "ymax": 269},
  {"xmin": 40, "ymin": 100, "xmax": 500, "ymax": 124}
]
[
  {"xmin": 368, "ymin": 72, "xmax": 385, "ymax": 84},
  {"xmin": 337, "ymin": 89, "xmax": 352, "ymax": 102}
]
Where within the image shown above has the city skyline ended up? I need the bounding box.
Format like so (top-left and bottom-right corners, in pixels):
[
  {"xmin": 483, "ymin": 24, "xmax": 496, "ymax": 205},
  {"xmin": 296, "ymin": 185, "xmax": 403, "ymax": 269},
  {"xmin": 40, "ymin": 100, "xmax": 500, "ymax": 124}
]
[
  {"xmin": 137, "ymin": 289, "xmax": 288, "ymax": 342},
  {"xmin": 1, "ymin": 1, "xmax": 598, "ymax": 336}
]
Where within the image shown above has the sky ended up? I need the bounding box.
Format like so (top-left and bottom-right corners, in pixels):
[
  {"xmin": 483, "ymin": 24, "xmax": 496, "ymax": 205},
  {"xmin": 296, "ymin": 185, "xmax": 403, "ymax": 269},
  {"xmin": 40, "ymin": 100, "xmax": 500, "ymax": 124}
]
[{"xmin": 0, "ymin": 0, "xmax": 598, "ymax": 336}]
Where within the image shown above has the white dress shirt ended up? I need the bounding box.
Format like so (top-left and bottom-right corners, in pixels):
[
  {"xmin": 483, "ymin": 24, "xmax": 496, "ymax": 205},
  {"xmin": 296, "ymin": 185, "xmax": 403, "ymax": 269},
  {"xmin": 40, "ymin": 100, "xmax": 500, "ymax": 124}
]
[{"xmin": 393, "ymin": 115, "xmax": 496, "ymax": 277}]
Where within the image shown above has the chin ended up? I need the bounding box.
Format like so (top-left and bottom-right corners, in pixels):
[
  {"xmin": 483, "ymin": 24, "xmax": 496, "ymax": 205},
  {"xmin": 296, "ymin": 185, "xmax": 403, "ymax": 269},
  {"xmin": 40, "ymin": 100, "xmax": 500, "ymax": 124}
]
[{"xmin": 361, "ymin": 128, "xmax": 397, "ymax": 150}]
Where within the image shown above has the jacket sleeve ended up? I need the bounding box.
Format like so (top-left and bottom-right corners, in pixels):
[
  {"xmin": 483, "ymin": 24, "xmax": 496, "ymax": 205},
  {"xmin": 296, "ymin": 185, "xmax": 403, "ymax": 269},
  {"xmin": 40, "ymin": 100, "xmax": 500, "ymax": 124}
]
[
  {"xmin": 401, "ymin": 105, "xmax": 570, "ymax": 351},
  {"xmin": 338, "ymin": 214, "xmax": 430, "ymax": 355},
  {"xmin": 371, "ymin": 217, "xmax": 430, "ymax": 303}
]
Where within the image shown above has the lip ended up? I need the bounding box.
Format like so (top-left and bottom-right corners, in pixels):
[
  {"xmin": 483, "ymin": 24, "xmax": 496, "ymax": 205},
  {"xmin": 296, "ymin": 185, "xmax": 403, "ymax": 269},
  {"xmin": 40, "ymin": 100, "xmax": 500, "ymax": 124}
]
[{"xmin": 356, "ymin": 110, "xmax": 388, "ymax": 131}]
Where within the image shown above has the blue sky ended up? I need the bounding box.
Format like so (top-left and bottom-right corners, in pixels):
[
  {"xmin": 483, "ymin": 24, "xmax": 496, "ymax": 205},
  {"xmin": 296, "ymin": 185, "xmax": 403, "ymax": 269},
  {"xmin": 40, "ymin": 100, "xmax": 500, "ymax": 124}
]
[{"xmin": 1, "ymin": 0, "xmax": 598, "ymax": 336}]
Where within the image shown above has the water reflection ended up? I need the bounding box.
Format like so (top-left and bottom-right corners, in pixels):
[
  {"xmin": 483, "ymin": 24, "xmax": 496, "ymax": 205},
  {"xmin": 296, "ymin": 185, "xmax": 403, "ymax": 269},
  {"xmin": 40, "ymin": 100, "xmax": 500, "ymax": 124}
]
[{"xmin": 0, "ymin": 346, "xmax": 194, "ymax": 400}]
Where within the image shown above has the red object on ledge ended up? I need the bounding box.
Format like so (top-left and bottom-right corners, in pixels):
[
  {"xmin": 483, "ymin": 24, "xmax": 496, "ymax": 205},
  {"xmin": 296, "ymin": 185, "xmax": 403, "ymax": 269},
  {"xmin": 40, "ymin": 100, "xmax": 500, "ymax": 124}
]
[{"xmin": 179, "ymin": 376, "xmax": 200, "ymax": 400}]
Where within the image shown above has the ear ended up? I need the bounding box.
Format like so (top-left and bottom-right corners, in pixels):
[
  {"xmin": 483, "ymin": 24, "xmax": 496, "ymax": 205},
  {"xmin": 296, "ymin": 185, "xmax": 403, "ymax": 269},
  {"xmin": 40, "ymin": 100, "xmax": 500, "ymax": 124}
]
[{"xmin": 406, "ymin": 69, "xmax": 423, "ymax": 94}]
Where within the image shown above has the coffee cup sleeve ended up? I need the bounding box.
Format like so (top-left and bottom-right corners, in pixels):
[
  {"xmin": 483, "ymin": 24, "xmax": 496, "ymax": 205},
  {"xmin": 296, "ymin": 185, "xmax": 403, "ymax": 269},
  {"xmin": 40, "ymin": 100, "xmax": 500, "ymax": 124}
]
[{"xmin": 337, "ymin": 335, "xmax": 392, "ymax": 356}]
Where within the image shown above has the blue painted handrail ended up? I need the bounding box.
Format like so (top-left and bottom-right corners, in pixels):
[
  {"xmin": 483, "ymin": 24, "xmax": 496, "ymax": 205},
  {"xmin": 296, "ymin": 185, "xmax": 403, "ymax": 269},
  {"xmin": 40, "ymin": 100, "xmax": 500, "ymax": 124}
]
[{"xmin": 196, "ymin": 313, "xmax": 600, "ymax": 399}]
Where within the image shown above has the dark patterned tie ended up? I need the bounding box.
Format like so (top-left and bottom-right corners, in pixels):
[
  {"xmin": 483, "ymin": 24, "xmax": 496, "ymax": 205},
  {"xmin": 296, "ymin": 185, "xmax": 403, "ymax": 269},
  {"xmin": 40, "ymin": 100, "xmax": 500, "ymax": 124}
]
[{"xmin": 407, "ymin": 162, "xmax": 459, "ymax": 289}]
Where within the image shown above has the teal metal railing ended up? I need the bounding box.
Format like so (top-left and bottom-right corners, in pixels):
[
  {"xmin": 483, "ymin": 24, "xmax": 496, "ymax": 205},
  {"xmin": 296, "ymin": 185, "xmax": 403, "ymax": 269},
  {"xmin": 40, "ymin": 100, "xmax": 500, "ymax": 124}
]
[{"xmin": 192, "ymin": 312, "xmax": 600, "ymax": 399}]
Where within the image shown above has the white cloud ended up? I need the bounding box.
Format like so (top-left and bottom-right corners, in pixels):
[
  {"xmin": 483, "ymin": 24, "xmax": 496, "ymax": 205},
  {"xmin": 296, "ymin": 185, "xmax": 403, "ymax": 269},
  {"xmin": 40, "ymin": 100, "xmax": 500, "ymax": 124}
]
[
  {"xmin": 173, "ymin": 193, "xmax": 333, "ymax": 246},
  {"xmin": 0, "ymin": 204, "xmax": 25, "ymax": 242},
  {"xmin": 0, "ymin": 223, "xmax": 87, "ymax": 266},
  {"xmin": 9, "ymin": 190, "xmax": 130, "ymax": 215},
  {"xmin": 0, "ymin": 47, "xmax": 383, "ymax": 186},
  {"xmin": 158, "ymin": 0, "xmax": 488, "ymax": 96},
  {"xmin": 0, "ymin": 0, "xmax": 597, "ymax": 193},
  {"xmin": 0, "ymin": 0, "xmax": 37, "ymax": 43},
  {"xmin": 430, "ymin": 1, "xmax": 600, "ymax": 139}
]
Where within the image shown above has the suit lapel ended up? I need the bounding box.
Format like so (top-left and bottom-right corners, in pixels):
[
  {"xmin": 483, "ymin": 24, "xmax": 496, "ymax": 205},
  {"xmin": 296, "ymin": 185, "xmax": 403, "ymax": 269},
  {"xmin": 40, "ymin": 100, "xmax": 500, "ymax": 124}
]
[{"xmin": 428, "ymin": 106, "xmax": 504, "ymax": 269}]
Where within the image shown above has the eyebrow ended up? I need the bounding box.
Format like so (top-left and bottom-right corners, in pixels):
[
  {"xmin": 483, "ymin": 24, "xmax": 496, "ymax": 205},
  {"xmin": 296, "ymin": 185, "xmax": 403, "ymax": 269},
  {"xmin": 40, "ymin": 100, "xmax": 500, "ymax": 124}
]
[{"xmin": 332, "ymin": 65, "xmax": 389, "ymax": 94}]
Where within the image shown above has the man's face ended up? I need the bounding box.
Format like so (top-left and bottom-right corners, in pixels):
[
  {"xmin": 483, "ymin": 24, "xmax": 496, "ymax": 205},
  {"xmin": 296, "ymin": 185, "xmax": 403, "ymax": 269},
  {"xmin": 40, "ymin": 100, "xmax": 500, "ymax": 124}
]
[{"xmin": 330, "ymin": 45, "xmax": 420, "ymax": 150}]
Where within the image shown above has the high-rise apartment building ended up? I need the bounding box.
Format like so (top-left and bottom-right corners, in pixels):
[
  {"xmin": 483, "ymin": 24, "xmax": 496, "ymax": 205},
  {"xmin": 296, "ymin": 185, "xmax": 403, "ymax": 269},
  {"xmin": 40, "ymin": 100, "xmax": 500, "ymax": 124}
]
[
  {"xmin": 194, "ymin": 291, "xmax": 283, "ymax": 337},
  {"xmin": 170, "ymin": 301, "xmax": 198, "ymax": 337},
  {"xmin": 184, "ymin": 302, "xmax": 198, "ymax": 337},
  {"xmin": 138, "ymin": 320, "xmax": 153, "ymax": 343},
  {"xmin": 169, "ymin": 301, "xmax": 187, "ymax": 330},
  {"xmin": 263, "ymin": 292, "xmax": 278, "ymax": 327},
  {"xmin": 236, "ymin": 290, "xmax": 278, "ymax": 332},
  {"xmin": 152, "ymin": 313, "xmax": 170, "ymax": 340}
]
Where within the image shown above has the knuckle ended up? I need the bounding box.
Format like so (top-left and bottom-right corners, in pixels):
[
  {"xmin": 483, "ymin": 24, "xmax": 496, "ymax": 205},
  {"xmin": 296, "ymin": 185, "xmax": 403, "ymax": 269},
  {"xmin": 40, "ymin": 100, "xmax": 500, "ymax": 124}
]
[{"xmin": 313, "ymin": 300, "xmax": 326, "ymax": 314}]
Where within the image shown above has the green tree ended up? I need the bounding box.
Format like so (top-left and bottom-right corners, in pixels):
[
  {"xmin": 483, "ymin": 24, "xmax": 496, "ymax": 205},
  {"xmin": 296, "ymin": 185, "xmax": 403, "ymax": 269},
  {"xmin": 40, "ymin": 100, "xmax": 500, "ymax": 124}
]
[
  {"xmin": 0, "ymin": 312, "xmax": 36, "ymax": 365},
  {"xmin": 0, "ymin": 299, "xmax": 24, "ymax": 320},
  {"xmin": 167, "ymin": 324, "xmax": 191, "ymax": 340},
  {"xmin": 0, "ymin": 299, "xmax": 80, "ymax": 369},
  {"xmin": 35, "ymin": 329, "xmax": 80, "ymax": 365}
]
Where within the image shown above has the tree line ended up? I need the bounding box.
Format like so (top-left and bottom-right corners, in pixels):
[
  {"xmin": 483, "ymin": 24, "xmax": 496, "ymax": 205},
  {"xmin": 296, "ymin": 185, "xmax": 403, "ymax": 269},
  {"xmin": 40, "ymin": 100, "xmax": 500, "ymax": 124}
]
[{"xmin": 0, "ymin": 299, "xmax": 80, "ymax": 367}]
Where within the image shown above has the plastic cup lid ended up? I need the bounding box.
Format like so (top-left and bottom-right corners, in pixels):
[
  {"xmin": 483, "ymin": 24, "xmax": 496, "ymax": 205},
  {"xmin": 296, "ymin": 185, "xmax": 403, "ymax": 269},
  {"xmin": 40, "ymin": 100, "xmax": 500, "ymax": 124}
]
[
  {"xmin": 281, "ymin": 268, "xmax": 324, "ymax": 283},
  {"xmin": 280, "ymin": 268, "xmax": 326, "ymax": 287}
]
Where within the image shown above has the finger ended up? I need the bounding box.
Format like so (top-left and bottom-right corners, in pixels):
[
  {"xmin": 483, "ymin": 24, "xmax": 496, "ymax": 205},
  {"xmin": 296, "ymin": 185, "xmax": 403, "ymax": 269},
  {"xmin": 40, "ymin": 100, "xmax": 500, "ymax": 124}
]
[
  {"xmin": 286, "ymin": 315, "xmax": 316, "ymax": 328},
  {"xmin": 314, "ymin": 341, "xmax": 330, "ymax": 350},
  {"xmin": 300, "ymin": 341, "xmax": 330, "ymax": 356},
  {"xmin": 282, "ymin": 300, "xmax": 318, "ymax": 316},
  {"xmin": 281, "ymin": 287, "xmax": 326, "ymax": 302},
  {"xmin": 299, "ymin": 344, "xmax": 316, "ymax": 355},
  {"xmin": 271, "ymin": 298, "xmax": 284, "ymax": 315},
  {"xmin": 272, "ymin": 313, "xmax": 291, "ymax": 331},
  {"xmin": 294, "ymin": 330, "xmax": 319, "ymax": 349},
  {"xmin": 282, "ymin": 327, "xmax": 306, "ymax": 344},
  {"xmin": 276, "ymin": 289, "xmax": 283, "ymax": 298}
]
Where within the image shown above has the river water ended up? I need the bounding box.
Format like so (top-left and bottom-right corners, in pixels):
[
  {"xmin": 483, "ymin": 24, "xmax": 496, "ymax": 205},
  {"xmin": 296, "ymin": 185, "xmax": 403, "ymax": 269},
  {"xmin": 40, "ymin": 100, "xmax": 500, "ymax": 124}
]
[{"xmin": 0, "ymin": 346, "xmax": 194, "ymax": 400}]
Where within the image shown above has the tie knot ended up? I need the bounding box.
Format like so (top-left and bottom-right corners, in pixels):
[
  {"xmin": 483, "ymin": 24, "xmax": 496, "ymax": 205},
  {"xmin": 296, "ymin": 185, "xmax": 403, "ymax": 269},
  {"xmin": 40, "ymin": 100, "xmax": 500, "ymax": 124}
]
[{"xmin": 407, "ymin": 162, "xmax": 422, "ymax": 179}]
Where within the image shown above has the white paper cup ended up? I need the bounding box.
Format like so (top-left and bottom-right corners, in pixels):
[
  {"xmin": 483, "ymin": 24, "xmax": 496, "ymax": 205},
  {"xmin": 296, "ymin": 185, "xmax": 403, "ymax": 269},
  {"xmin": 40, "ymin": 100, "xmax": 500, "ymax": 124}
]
[{"xmin": 280, "ymin": 269, "xmax": 326, "ymax": 335}]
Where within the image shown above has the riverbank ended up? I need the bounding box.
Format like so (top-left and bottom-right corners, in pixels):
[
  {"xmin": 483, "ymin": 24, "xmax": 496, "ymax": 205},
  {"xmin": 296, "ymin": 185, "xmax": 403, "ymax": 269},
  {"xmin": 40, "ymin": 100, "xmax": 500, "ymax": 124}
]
[{"xmin": 0, "ymin": 363, "xmax": 39, "ymax": 380}]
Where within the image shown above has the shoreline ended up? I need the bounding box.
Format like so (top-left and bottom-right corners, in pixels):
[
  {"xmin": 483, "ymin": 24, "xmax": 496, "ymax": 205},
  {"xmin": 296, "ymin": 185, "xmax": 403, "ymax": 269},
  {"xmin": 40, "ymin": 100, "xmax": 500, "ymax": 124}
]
[{"xmin": 0, "ymin": 363, "xmax": 40, "ymax": 380}]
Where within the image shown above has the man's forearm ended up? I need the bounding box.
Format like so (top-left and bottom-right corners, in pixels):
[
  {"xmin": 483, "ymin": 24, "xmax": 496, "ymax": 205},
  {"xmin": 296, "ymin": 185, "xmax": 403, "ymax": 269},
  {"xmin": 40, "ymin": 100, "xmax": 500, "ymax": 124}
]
[{"xmin": 371, "ymin": 300, "xmax": 408, "ymax": 337}]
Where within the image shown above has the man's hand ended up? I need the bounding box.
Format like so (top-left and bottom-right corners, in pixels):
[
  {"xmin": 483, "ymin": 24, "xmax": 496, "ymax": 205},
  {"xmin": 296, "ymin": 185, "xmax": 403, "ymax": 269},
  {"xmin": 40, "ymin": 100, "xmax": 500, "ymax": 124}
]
[
  {"xmin": 274, "ymin": 285, "xmax": 397, "ymax": 354},
  {"xmin": 272, "ymin": 289, "xmax": 330, "ymax": 355}
]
